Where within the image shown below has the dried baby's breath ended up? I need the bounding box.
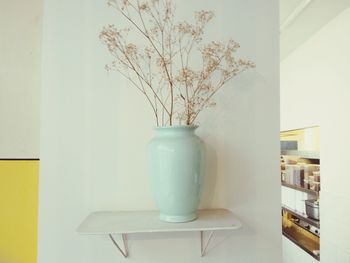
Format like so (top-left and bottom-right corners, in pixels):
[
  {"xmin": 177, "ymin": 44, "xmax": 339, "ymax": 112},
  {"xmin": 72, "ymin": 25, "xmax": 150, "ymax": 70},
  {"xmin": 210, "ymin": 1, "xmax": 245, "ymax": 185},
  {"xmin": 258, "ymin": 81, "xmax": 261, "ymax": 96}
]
[{"xmin": 100, "ymin": 0, "xmax": 255, "ymax": 126}]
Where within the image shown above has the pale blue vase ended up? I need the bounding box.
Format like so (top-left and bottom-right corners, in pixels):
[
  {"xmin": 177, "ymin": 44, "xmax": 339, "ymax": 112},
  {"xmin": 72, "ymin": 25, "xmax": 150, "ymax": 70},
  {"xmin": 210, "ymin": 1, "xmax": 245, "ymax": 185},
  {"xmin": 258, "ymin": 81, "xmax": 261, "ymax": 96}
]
[{"xmin": 147, "ymin": 125, "xmax": 205, "ymax": 223}]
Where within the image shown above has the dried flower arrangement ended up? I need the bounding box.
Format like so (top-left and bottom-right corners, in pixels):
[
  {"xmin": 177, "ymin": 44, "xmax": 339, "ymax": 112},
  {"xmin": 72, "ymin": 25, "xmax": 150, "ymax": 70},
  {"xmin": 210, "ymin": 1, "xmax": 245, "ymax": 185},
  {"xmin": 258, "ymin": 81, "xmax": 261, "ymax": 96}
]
[{"xmin": 100, "ymin": 0, "xmax": 255, "ymax": 126}]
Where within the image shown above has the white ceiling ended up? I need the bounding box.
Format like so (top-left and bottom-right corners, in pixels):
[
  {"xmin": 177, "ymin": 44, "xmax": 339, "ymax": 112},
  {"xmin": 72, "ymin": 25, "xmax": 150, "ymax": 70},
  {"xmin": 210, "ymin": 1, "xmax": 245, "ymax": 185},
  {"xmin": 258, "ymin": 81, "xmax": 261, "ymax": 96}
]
[{"xmin": 280, "ymin": 0, "xmax": 350, "ymax": 60}]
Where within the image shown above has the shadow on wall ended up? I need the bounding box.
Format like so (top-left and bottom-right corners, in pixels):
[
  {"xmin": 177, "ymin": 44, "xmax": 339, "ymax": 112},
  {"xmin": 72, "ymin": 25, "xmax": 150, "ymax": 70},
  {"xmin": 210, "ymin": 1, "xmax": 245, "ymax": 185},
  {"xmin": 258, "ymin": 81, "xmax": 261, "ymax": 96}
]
[
  {"xmin": 197, "ymin": 71, "xmax": 257, "ymax": 212},
  {"xmin": 194, "ymin": 70, "xmax": 270, "ymax": 262},
  {"xmin": 200, "ymin": 143, "xmax": 218, "ymax": 208}
]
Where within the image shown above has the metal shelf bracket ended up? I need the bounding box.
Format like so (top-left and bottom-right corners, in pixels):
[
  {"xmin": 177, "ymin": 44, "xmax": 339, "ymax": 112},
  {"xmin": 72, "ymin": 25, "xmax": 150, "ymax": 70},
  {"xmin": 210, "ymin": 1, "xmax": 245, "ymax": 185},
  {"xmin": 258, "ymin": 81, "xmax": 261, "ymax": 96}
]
[
  {"xmin": 109, "ymin": 231, "xmax": 215, "ymax": 258},
  {"xmin": 200, "ymin": 230, "xmax": 214, "ymax": 257},
  {"xmin": 109, "ymin": 234, "xmax": 129, "ymax": 258}
]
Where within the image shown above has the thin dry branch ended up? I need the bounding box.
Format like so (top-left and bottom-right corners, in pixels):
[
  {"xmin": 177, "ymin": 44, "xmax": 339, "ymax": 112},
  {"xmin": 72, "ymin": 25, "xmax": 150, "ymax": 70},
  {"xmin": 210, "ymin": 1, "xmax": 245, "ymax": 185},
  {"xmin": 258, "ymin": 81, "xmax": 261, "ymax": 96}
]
[{"xmin": 101, "ymin": 0, "xmax": 255, "ymax": 126}]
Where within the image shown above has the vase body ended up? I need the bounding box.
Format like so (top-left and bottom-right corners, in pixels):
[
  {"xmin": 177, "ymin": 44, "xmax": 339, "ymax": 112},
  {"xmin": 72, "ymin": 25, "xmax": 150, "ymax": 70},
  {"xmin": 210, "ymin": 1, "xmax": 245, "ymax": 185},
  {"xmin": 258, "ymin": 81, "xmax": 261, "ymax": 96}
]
[{"xmin": 147, "ymin": 125, "xmax": 205, "ymax": 223}]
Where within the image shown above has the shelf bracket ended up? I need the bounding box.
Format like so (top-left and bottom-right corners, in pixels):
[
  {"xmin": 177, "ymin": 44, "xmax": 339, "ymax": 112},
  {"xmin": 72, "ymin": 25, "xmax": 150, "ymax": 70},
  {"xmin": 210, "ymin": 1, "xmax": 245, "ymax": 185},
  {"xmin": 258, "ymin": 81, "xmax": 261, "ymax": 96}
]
[
  {"xmin": 109, "ymin": 234, "xmax": 129, "ymax": 258},
  {"xmin": 200, "ymin": 230, "xmax": 214, "ymax": 257}
]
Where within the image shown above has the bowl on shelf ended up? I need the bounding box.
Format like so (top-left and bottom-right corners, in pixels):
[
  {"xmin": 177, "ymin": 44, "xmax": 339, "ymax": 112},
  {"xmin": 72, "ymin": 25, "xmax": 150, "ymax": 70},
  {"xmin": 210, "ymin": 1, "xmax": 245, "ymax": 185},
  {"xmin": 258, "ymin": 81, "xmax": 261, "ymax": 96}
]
[{"xmin": 305, "ymin": 199, "xmax": 320, "ymax": 220}]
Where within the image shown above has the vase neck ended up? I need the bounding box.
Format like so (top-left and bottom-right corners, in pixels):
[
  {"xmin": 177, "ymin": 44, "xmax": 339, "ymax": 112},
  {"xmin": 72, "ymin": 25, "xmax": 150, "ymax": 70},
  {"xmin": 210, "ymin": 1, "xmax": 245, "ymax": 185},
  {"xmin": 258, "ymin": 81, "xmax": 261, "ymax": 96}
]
[{"xmin": 154, "ymin": 125, "xmax": 197, "ymax": 136}]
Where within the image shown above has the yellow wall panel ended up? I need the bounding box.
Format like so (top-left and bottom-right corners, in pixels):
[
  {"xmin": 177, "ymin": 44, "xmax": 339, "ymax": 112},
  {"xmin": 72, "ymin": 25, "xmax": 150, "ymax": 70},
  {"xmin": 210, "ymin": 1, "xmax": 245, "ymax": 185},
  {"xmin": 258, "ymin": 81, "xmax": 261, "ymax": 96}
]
[{"xmin": 0, "ymin": 160, "xmax": 39, "ymax": 263}]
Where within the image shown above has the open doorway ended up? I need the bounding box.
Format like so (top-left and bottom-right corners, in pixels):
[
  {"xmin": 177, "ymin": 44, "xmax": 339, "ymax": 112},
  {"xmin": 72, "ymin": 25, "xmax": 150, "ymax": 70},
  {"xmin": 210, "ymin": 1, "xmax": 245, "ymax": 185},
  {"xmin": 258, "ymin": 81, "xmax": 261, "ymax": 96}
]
[
  {"xmin": 281, "ymin": 126, "xmax": 320, "ymax": 261},
  {"xmin": 280, "ymin": 0, "xmax": 350, "ymax": 262}
]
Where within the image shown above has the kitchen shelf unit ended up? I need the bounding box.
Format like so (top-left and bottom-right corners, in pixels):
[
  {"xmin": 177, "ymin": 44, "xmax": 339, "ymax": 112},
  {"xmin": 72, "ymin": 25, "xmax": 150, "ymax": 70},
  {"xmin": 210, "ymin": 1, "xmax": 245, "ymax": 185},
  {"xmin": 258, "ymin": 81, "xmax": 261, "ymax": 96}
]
[
  {"xmin": 281, "ymin": 182, "xmax": 319, "ymax": 196},
  {"xmin": 77, "ymin": 209, "xmax": 242, "ymax": 258}
]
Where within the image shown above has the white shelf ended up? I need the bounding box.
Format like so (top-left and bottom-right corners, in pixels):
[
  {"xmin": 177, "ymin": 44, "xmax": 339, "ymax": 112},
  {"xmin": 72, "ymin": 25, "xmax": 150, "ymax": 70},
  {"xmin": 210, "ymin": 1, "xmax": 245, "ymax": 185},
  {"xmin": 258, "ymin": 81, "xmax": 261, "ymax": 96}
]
[
  {"xmin": 77, "ymin": 209, "xmax": 241, "ymax": 234},
  {"xmin": 77, "ymin": 209, "xmax": 241, "ymax": 258}
]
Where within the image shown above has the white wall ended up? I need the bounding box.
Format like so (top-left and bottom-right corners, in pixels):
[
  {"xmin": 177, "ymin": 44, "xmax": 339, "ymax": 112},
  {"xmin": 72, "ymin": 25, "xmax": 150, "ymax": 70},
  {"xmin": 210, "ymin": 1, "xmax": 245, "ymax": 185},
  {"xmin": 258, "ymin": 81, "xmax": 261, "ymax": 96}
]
[
  {"xmin": 281, "ymin": 6, "xmax": 350, "ymax": 263},
  {"xmin": 38, "ymin": 0, "xmax": 281, "ymax": 262},
  {"xmin": 0, "ymin": 0, "xmax": 42, "ymax": 158}
]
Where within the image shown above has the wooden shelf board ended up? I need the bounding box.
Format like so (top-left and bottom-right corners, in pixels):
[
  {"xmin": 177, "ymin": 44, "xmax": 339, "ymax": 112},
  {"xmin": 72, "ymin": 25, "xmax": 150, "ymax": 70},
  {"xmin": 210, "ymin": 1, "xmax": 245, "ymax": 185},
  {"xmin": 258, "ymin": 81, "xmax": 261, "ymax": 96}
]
[{"xmin": 281, "ymin": 150, "xmax": 320, "ymax": 159}]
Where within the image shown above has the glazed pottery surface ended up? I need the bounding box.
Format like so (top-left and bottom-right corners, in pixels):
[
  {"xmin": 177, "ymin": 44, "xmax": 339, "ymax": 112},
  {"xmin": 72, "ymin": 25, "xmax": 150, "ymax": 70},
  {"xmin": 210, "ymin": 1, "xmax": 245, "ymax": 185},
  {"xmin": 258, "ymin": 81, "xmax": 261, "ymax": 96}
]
[{"xmin": 147, "ymin": 125, "xmax": 205, "ymax": 223}]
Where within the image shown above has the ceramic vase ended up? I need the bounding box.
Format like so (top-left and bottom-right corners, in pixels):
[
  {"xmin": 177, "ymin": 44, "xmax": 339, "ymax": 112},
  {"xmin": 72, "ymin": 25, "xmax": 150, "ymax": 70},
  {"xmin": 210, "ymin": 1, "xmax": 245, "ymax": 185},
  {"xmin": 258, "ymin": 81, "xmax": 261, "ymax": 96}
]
[{"xmin": 147, "ymin": 125, "xmax": 205, "ymax": 223}]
